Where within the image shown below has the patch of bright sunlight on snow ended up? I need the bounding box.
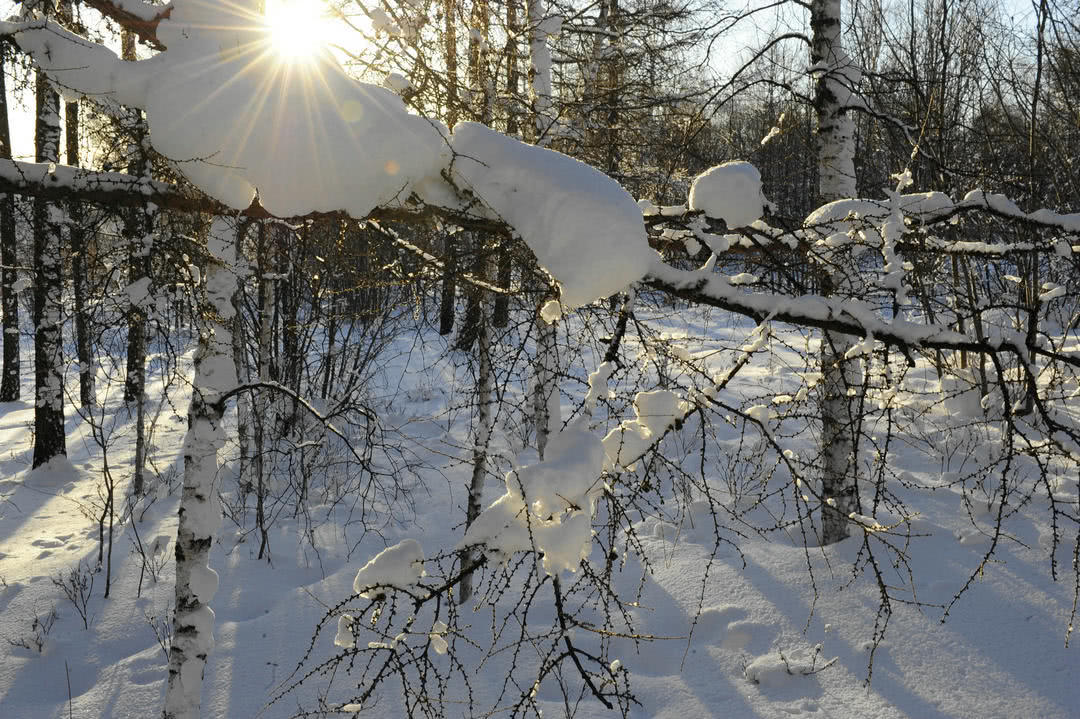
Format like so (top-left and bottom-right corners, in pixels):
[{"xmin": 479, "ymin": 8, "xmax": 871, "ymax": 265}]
[{"xmin": 263, "ymin": 0, "xmax": 338, "ymax": 62}]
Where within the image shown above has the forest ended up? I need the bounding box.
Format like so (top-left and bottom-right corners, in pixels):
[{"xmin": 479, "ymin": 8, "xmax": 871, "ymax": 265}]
[{"xmin": 0, "ymin": 0, "xmax": 1077, "ymax": 717}]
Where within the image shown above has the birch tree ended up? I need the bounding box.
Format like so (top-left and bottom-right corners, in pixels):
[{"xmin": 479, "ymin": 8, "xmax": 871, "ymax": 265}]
[
  {"xmin": 31, "ymin": 61, "xmax": 67, "ymax": 468},
  {"xmin": 164, "ymin": 217, "xmax": 238, "ymax": 719}
]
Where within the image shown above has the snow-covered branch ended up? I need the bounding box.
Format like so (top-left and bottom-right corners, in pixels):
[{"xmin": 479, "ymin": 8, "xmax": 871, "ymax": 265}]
[
  {"xmin": 642, "ymin": 259, "xmax": 1080, "ymax": 370},
  {"xmin": 78, "ymin": 0, "xmax": 172, "ymax": 49}
]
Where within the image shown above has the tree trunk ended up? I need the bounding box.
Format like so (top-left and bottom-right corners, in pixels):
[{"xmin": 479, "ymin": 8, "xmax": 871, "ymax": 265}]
[
  {"xmin": 527, "ymin": 0, "xmax": 555, "ymax": 145},
  {"xmin": 254, "ymin": 223, "xmax": 273, "ymax": 560},
  {"xmin": 526, "ymin": 0, "xmax": 560, "ymax": 459},
  {"xmin": 32, "ymin": 69, "xmax": 66, "ymax": 468},
  {"xmin": 164, "ymin": 218, "xmax": 236, "ymax": 719},
  {"xmin": 439, "ymin": 234, "xmax": 457, "ymax": 335},
  {"xmin": 459, "ymin": 274, "xmax": 492, "ymax": 604},
  {"xmin": 232, "ymin": 231, "xmax": 252, "ymax": 497},
  {"xmin": 66, "ymin": 96, "xmax": 95, "ymax": 409},
  {"xmin": 492, "ymin": 1, "xmax": 521, "ymax": 329},
  {"xmin": 121, "ymin": 30, "xmax": 152, "ymax": 493},
  {"xmin": 812, "ymin": 0, "xmax": 861, "ymax": 544},
  {"xmin": 0, "ymin": 44, "xmax": 19, "ymax": 402}
]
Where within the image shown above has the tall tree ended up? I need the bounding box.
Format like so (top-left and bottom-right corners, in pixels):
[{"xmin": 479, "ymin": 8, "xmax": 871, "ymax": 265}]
[
  {"xmin": 0, "ymin": 44, "xmax": 19, "ymax": 402},
  {"xmin": 121, "ymin": 29, "xmax": 152, "ymax": 493},
  {"xmin": 165, "ymin": 217, "xmax": 237, "ymax": 719},
  {"xmin": 811, "ymin": 0, "xmax": 863, "ymax": 543},
  {"xmin": 59, "ymin": 0, "xmax": 95, "ymax": 410},
  {"xmin": 31, "ymin": 63, "xmax": 66, "ymax": 468}
]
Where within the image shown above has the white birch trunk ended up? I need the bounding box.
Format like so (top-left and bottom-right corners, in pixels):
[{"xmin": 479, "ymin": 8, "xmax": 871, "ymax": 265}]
[
  {"xmin": 526, "ymin": 0, "xmax": 560, "ymax": 460},
  {"xmin": 164, "ymin": 218, "xmax": 237, "ymax": 719},
  {"xmin": 232, "ymin": 236, "xmax": 252, "ymax": 503},
  {"xmin": 812, "ymin": 0, "xmax": 862, "ymax": 543},
  {"xmin": 527, "ymin": 0, "xmax": 555, "ymax": 145},
  {"xmin": 31, "ymin": 68, "xmax": 66, "ymax": 468}
]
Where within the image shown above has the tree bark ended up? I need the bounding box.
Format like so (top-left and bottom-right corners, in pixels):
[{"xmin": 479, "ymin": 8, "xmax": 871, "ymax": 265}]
[
  {"xmin": 31, "ymin": 68, "xmax": 66, "ymax": 468},
  {"xmin": 121, "ymin": 30, "xmax": 152, "ymax": 493},
  {"xmin": 811, "ymin": 0, "xmax": 861, "ymax": 544},
  {"xmin": 526, "ymin": 0, "xmax": 560, "ymax": 459},
  {"xmin": 164, "ymin": 218, "xmax": 236, "ymax": 719},
  {"xmin": 66, "ymin": 95, "xmax": 95, "ymax": 410},
  {"xmin": 0, "ymin": 44, "xmax": 20, "ymax": 402},
  {"xmin": 459, "ymin": 271, "xmax": 492, "ymax": 604},
  {"xmin": 253, "ymin": 222, "xmax": 272, "ymax": 560}
]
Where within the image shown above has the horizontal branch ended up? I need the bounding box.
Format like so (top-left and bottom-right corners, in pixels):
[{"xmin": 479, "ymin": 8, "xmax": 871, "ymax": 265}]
[
  {"xmin": 0, "ymin": 157, "xmax": 509, "ymax": 232},
  {"xmin": 0, "ymin": 159, "xmax": 1075, "ymax": 373},
  {"xmin": 79, "ymin": 0, "xmax": 171, "ymax": 50},
  {"xmin": 643, "ymin": 260, "xmax": 1080, "ymax": 370}
]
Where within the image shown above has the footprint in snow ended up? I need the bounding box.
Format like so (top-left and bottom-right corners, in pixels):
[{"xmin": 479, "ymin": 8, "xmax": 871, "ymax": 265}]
[
  {"xmin": 692, "ymin": 605, "xmax": 746, "ymax": 642},
  {"xmin": 721, "ymin": 621, "xmax": 771, "ymax": 654}
]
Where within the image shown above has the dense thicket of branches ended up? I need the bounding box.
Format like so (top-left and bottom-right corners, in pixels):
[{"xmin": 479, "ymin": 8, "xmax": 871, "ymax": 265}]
[{"xmin": 0, "ymin": 0, "xmax": 1076, "ymax": 716}]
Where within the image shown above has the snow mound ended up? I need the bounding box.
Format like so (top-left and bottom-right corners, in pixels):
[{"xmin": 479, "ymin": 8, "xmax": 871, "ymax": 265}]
[
  {"xmin": 744, "ymin": 645, "xmax": 835, "ymax": 689},
  {"xmin": 450, "ymin": 122, "xmax": 654, "ymax": 307},
  {"xmin": 688, "ymin": 161, "xmax": 765, "ymax": 228},
  {"xmin": 148, "ymin": 0, "xmax": 449, "ymax": 216},
  {"xmin": 805, "ymin": 192, "xmax": 954, "ymax": 228},
  {"xmin": 24, "ymin": 455, "xmax": 81, "ymax": 489}
]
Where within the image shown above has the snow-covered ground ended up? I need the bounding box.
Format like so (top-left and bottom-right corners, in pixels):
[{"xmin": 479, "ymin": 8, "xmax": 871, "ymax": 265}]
[{"xmin": 0, "ymin": 306, "xmax": 1076, "ymax": 718}]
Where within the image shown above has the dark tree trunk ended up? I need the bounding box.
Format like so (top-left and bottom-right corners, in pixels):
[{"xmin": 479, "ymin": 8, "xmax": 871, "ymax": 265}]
[
  {"xmin": 0, "ymin": 44, "xmax": 19, "ymax": 402},
  {"xmin": 439, "ymin": 235, "xmax": 457, "ymax": 336},
  {"xmin": 66, "ymin": 97, "xmax": 94, "ymax": 409}
]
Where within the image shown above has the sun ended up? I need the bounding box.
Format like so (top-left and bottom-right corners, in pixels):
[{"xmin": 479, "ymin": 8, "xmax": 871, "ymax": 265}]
[{"xmin": 263, "ymin": 0, "xmax": 334, "ymax": 62}]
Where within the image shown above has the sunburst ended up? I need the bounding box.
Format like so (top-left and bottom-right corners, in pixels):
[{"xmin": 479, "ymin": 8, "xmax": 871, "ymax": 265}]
[{"xmin": 262, "ymin": 0, "xmax": 336, "ymax": 62}]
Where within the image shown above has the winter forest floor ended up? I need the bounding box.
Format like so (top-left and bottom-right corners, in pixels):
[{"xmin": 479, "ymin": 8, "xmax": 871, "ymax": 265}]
[{"xmin": 0, "ymin": 306, "xmax": 1076, "ymax": 719}]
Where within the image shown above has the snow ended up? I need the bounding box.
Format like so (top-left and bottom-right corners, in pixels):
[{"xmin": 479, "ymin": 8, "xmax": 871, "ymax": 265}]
[
  {"xmin": 585, "ymin": 360, "xmax": 616, "ymax": 411},
  {"xmin": 688, "ymin": 161, "xmax": 766, "ymax": 228},
  {"xmin": 0, "ymin": 308, "xmax": 1076, "ymax": 718},
  {"xmin": 603, "ymin": 389, "xmax": 691, "ymax": 470},
  {"xmin": 804, "ymin": 192, "xmax": 954, "ymax": 228},
  {"xmin": 0, "ymin": 3, "xmax": 1077, "ymax": 716},
  {"xmin": 429, "ymin": 620, "xmax": 449, "ymax": 654},
  {"xmin": 333, "ymin": 615, "xmax": 356, "ymax": 649},
  {"xmin": 125, "ymin": 277, "xmax": 152, "ymax": 308},
  {"xmin": 383, "ymin": 71, "xmax": 411, "ymax": 94},
  {"xmin": 450, "ymin": 122, "xmax": 655, "ymax": 307},
  {"xmin": 539, "ymin": 299, "xmax": 563, "ymax": 324},
  {"xmin": 744, "ymin": 645, "xmax": 835, "ymax": 688},
  {"xmin": 462, "ymin": 421, "xmax": 605, "ymax": 574},
  {"xmin": 352, "ymin": 538, "xmax": 426, "ymax": 598},
  {"xmin": 107, "ymin": 0, "xmax": 167, "ymax": 23}
]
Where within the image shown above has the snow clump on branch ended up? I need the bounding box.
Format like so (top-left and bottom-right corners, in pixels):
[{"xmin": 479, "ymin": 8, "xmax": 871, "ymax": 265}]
[
  {"xmin": 450, "ymin": 122, "xmax": 656, "ymax": 307},
  {"xmin": 353, "ymin": 539, "xmax": 426, "ymax": 599},
  {"xmin": 461, "ymin": 421, "xmax": 606, "ymax": 575},
  {"xmin": 688, "ymin": 161, "xmax": 767, "ymax": 228}
]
